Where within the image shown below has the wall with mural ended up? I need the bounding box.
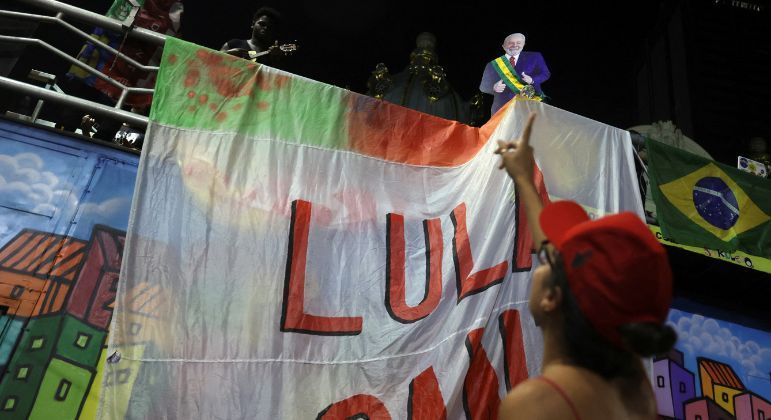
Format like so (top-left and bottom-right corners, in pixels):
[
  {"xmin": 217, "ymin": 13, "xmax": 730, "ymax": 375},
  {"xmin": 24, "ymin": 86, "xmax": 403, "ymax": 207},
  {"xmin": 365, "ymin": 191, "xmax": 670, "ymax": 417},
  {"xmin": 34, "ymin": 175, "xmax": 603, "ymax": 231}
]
[
  {"xmin": 2, "ymin": 118, "xmax": 770, "ymax": 419},
  {"xmin": 0, "ymin": 118, "xmax": 137, "ymax": 419},
  {"xmin": 656, "ymin": 306, "xmax": 771, "ymax": 420}
]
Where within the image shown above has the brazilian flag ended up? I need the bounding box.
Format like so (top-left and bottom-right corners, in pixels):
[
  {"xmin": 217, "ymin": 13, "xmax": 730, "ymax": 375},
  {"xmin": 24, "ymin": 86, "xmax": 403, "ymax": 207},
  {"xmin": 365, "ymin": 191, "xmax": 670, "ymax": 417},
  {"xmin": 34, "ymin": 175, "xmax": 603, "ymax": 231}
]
[{"xmin": 646, "ymin": 139, "xmax": 771, "ymax": 257}]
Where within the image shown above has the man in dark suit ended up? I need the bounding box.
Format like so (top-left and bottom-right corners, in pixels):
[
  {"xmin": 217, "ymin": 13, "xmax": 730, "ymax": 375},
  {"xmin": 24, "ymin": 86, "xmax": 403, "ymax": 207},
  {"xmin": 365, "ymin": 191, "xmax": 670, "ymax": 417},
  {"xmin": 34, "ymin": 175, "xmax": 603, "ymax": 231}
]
[{"xmin": 479, "ymin": 33, "xmax": 550, "ymax": 117}]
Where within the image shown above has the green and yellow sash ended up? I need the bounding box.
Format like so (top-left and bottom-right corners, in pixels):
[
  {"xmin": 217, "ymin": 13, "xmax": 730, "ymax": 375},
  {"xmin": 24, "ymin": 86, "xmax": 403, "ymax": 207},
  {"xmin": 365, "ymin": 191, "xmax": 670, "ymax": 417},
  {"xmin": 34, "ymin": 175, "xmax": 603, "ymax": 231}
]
[{"xmin": 491, "ymin": 56, "xmax": 543, "ymax": 101}]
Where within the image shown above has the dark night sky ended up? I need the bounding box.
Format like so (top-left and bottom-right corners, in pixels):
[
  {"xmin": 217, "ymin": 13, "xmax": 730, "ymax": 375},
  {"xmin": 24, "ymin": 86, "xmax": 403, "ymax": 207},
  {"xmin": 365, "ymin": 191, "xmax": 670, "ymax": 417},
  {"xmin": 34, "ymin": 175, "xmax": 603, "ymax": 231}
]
[
  {"xmin": 4, "ymin": 0, "xmax": 770, "ymax": 323},
  {"xmin": 7, "ymin": 0, "xmax": 770, "ymax": 156},
  {"xmin": 5, "ymin": 0, "xmax": 770, "ymax": 161},
  {"xmin": 179, "ymin": 0, "xmax": 665, "ymax": 129},
  {"xmin": 175, "ymin": 0, "xmax": 771, "ymax": 166}
]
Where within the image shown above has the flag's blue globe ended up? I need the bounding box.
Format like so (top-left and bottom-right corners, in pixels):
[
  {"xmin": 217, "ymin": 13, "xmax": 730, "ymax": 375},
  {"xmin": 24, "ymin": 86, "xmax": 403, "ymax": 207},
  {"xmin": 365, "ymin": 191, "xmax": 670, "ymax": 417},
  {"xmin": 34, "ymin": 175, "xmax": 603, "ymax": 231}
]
[{"xmin": 693, "ymin": 177, "xmax": 739, "ymax": 230}]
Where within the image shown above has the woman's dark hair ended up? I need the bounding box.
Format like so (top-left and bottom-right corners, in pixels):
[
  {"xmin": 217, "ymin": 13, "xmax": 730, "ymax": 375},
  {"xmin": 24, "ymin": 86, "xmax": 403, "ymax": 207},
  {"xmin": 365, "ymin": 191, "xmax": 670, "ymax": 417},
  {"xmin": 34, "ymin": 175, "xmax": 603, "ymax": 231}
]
[{"xmin": 548, "ymin": 255, "xmax": 677, "ymax": 380}]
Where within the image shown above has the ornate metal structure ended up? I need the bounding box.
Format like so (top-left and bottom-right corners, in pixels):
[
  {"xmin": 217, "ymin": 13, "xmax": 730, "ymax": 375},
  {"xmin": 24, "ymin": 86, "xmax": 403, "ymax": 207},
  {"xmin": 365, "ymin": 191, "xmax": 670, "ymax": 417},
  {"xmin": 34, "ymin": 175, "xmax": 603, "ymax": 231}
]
[{"xmin": 366, "ymin": 32, "xmax": 484, "ymax": 126}]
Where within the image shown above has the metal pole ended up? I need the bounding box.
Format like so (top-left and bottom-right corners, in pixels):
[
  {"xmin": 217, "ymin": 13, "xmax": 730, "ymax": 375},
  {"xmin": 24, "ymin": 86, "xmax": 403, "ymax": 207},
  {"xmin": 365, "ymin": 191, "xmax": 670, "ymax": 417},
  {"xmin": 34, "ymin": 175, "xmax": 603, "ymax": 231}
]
[
  {"xmin": 15, "ymin": 0, "xmax": 166, "ymax": 46},
  {"xmin": 116, "ymin": 89, "xmax": 129, "ymax": 109},
  {"xmin": 0, "ymin": 76, "xmax": 148, "ymax": 127},
  {"xmin": 29, "ymin": 81, "xmax": 50, "ymax": 122},
  {"xmin": 628, "ymin": 131, "xmax": 649, "ymax": 179}
]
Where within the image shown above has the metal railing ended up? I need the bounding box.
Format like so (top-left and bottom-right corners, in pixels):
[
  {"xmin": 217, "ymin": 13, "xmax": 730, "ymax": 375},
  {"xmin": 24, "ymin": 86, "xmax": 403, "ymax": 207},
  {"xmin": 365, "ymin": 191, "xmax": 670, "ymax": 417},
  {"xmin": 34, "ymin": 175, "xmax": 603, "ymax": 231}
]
[
  {"xmin": 0, "ymin": 35, "xmax": 155, "ymax": 109},
  {"xmin": 0, "ymin": 77, "xmax": 149, "ymax": 127},
  {"xmin": 0, "ymin": 10, "xmax": 161, "ymax": 72},
  {"xmin": 0, "ymin": 0, "xmax": 170, "ymax": 128},
  {"xmin": 11, "ymin": 0, "xmax": 165, "ymax": 46}
]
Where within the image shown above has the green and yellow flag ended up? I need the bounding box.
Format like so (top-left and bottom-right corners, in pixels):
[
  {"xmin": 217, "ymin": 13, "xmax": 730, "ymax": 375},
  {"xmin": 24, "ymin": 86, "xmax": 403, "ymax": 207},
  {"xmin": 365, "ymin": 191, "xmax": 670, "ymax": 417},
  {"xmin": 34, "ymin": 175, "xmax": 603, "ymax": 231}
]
[{"xmin": 647, "ymin": 139, "xmax": 771, "ymax": 257}]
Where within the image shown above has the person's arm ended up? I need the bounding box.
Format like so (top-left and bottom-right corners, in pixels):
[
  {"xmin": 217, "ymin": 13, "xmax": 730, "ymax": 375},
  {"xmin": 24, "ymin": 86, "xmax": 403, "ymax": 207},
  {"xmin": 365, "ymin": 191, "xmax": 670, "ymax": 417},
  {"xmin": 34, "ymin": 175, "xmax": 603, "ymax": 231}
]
[
  {"xmin": 479, "ymin": 62, "xmax": 498, "ymax": 94},
  {"xmin": 495, "ymin": 113, "xmax": 547, "ymax": 246},
  {"xmin": 531, "ymin": 52, "xmax": 551, "ymax": 85}
]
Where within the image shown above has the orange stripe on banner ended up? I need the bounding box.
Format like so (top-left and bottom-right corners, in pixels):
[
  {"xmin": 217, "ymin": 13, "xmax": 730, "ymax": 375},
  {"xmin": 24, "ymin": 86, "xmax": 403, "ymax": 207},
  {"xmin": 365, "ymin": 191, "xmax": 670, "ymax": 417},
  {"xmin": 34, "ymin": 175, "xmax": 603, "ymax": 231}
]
[{"xmin": 347, "ymin": 96, "xmax": 505, "ymax": 167}]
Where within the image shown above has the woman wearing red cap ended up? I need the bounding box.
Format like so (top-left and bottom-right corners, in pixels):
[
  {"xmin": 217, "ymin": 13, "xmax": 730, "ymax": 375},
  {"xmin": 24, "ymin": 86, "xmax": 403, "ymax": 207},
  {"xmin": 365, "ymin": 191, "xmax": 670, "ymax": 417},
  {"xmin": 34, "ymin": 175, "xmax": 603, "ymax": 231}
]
[{"xmin": 495, "ymin": 113, "xmax": 677, "ymax": 420}]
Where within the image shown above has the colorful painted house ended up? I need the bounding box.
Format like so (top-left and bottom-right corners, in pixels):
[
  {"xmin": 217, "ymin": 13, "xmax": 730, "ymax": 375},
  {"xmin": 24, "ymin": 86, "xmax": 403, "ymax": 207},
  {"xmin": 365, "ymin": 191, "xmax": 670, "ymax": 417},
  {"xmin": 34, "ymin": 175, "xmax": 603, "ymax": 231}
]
[
  {"xmin": 0, "ymin": 229, "xmax": 87, "ymax": 319},
  {"xmin": 0, "ymin": 226, "xmax": 126, "ymax": 419},
  {"xmin": 0, "ymin": 230, "xmax": 87, "ymax": 370},
  {"xmin": 735, "ymin": 392, "xmax": 771, "ymax": 420},
  {"xmin": 698, "ymin": 358, "xmax": 747, "ymax": 415},
  {"xmin": 1, "ymin": 111, "xmax": 140, "ymax": 419},
  {"xmin": 0, "ymin": 314, "xmax": 105, "ymax": 419},
  {"xmin": 684, "ymin": 398, "xmax": 734, "ymax": 420},
  {"xmin": 66, "ymin": 226, "xmax": 125, "ymax": 330},
  {"xmin": 87, "ymin": 281, "xmax": 165, "ymax": 419},
  {"xmin": 654, "ymin": 348, "xmax": 696, "ymax": 419},
  {"xmin": 0, "ymin": 308, "xmax": 24, "ymax": 369}
]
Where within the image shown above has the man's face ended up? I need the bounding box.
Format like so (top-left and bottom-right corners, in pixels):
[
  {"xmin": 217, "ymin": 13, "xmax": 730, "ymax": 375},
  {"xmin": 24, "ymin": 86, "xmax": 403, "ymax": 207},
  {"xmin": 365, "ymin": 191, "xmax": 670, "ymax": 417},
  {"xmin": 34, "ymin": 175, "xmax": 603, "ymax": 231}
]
[
  {"xmin": 503, "ymin": 36, "xmax": 525, "ymax": 56},
  {"xmin": 252, "ymin": 15, "xmax": 275, "ymax": 40}
]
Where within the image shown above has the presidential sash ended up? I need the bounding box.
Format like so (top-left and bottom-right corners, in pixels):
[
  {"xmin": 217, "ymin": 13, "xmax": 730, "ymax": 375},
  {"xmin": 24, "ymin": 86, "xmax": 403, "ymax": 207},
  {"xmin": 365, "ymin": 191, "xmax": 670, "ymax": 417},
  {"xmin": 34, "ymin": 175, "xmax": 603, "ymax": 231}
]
[{"xmin": 491, "ymin": 56, "xmax": 543, "ymax": 101}]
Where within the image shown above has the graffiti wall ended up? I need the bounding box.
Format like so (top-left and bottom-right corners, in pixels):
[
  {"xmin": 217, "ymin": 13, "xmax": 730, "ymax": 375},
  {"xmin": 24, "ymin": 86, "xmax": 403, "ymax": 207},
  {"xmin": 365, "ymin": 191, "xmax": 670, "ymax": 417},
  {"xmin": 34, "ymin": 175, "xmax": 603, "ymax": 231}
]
[
  {"xmin": 657, "ymin": 306, "xmax": 771, "ymax": 419},
  {"xmin": 0, "ymin": 119, "xmax": 137, "ymax": 419},
  {"xmin": 2, "ymin": 119, "xmax": 769, "ymax": 420}
]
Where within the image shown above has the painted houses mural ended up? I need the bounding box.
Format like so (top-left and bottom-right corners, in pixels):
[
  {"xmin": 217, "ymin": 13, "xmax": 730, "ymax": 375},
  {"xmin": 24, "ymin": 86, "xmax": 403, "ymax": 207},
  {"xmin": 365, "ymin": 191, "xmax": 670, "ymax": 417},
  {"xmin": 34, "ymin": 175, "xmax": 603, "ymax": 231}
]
[
  {"xmin": 656, "ymin": 309, "xmax": 771, "ymax": 420},
  {"xmin": 1, "ymin": 118, "xmax": 769, "ymax": 419},
  {"xmin": 0, "ymin": 119, "xmax": 138, "ymax": 419}
]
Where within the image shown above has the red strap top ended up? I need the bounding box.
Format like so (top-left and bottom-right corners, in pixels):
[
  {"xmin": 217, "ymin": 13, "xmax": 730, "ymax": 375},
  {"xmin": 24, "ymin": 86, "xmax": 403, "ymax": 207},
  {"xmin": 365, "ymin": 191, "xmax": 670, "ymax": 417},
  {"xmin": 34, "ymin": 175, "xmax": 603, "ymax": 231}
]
[{"xmin": 536, "ymin": 376, "xmax": 583, "ymax": 420}]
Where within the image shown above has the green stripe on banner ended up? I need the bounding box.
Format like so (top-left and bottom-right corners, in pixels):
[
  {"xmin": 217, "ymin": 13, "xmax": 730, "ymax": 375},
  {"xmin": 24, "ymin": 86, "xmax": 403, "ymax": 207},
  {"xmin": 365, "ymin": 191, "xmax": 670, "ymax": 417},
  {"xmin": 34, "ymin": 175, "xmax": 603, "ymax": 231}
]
[{"xmin": 152, "ymin": 37, "xmax": 349, "ymax": 149}]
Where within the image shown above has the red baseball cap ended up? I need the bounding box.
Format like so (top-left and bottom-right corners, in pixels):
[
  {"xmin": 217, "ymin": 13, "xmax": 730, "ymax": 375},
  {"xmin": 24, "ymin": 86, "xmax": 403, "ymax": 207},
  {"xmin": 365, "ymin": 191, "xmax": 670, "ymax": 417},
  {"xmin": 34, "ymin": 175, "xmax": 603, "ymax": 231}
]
[{"xmin": 539, "ymin": 200, "xmax": 673, "ymax": 348}]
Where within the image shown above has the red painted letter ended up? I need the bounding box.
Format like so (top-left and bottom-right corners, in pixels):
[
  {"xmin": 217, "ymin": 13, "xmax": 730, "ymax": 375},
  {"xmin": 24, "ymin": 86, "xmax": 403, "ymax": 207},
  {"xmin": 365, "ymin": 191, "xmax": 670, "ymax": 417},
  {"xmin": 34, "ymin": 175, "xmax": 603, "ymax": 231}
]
[
  {"xmin": 451, "ymin": 203, "xmax": 508, "ymax": 301},
  {"xmin": 317, "ymin": 394, "xmax": 392, "ymax": 420},
  {"xmin": 408, "ymin": 367, "xmax": 447, "ymax": 420},
  {"xmin": 512, "ymin": 164, "xmax": 551, "ymax": 272},
  {"xmin": 385, "ymin": 214, "xmax": 443, "ymax": 323},
  {"xmin": 462, "ymin": 328, "xmax": 501, "ymax": 420},
  {"xmin": 498, "ymin": 309, "xmax": 529, "ymax": 391},
  {"xmin": 281, "ymin": 200, "xmax": 363, "ymax": 335}
]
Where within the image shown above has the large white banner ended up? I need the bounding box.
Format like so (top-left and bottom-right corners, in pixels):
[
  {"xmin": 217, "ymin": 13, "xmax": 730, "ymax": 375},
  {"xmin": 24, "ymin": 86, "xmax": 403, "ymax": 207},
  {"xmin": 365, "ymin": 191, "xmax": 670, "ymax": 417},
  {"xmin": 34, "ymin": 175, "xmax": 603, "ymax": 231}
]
[{"xmin": 99, "ymin": 38, "xmax": 643, "ymax": 419}]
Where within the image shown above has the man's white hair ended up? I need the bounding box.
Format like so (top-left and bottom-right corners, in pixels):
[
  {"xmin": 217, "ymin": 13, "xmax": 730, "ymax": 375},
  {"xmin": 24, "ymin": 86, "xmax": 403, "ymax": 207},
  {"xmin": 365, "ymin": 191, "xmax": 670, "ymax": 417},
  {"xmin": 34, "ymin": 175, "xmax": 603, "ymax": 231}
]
[{"xmin": 504, "ymin": 33, "xmax": 526, "ymax": 43}]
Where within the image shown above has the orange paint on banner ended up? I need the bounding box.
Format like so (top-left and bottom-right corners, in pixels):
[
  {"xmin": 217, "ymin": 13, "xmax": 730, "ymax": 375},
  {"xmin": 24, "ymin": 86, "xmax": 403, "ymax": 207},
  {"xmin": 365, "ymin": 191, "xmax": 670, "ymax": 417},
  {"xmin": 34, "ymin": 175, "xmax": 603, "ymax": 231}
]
[{"xmin": 347, "ymin": 96, "xmax": 503, "ymax": 167}]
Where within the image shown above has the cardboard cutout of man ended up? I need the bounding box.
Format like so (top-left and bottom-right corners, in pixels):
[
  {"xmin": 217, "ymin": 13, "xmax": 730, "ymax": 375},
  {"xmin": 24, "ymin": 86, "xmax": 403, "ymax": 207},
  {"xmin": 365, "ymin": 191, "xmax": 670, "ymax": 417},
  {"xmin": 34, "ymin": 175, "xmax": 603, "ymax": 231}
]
[{"xmin": 479, "ymin": 33, "xmax": 550, "ymax": 117}]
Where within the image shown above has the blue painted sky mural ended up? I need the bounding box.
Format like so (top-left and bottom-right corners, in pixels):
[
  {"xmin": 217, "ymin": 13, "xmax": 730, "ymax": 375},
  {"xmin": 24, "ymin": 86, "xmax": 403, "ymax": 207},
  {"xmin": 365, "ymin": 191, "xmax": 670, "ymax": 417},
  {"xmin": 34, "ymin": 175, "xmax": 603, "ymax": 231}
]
[
  {"xmin": 0, "ymin": 129, "xmax": 137, "ymax": 248},
  {"xmin": 0, "ymin": 120, "xmax": 140, "ymax": 420},
  {"xmin": 668, "ymin": 308, "xmax": 771, "ymax": 399},
  {"xmin": 70, "ymin": 159, "xmax": 136, "ymax": 239}
]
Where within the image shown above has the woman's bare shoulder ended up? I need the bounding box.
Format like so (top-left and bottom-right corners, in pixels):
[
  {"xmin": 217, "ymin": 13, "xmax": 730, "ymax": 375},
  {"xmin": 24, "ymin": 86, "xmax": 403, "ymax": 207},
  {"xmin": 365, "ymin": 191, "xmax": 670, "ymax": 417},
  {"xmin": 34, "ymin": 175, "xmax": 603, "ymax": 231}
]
[{"xmin": 498, "ymin": 378, "xmax": 573, "ymax": 420}]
